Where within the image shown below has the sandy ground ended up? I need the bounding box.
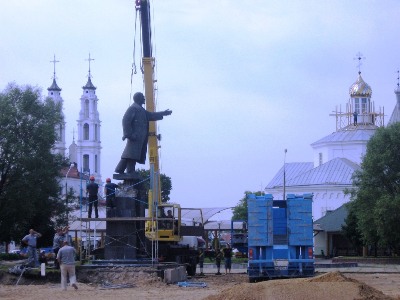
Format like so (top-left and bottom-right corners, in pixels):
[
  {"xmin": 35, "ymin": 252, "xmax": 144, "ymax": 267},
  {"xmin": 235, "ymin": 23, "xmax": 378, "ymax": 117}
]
[
  {"xmin": 1, "ymin": 270, "xmax": 400, "ymax": 300},
  {"xmin": 346, "ymin": 273, "xmax": 400, "ymax": 299}
]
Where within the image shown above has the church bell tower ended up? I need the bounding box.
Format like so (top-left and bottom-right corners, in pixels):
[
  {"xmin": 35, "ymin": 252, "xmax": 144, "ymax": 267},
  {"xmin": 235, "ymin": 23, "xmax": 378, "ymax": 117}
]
[{"xmin": 76, "ymin": 53, "xmax": 102, "ymax": 182}]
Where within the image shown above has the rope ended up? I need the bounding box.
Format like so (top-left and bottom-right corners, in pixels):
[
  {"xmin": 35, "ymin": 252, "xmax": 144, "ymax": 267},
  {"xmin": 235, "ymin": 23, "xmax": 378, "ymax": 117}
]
[{"xmin": 129, "ymin": 5, "xmax": 140, "ymax": 106}]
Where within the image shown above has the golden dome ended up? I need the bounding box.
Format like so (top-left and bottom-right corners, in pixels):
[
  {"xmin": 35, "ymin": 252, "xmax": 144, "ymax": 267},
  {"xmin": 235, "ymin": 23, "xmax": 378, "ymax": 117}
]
[{"xmin": 349, "ymin": 73, "xmax": 372, "ymax": 97}]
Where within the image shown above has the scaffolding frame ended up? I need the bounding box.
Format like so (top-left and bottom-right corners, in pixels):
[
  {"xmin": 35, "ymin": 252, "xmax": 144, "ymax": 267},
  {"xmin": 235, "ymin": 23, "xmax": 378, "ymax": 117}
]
[
  {"xmin": 74, "ymin": 173, "xmax": 160, "ymax": 263},
  {"xmin": 330, "ymin": 99, "xmax": 385, "ymax": 131}
]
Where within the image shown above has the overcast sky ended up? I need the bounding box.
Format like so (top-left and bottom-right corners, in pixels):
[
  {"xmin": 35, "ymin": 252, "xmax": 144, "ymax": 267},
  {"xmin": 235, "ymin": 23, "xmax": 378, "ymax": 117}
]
[{"xmin": 1, "ymin": 1, "xmax": 400, "ymax": 220}]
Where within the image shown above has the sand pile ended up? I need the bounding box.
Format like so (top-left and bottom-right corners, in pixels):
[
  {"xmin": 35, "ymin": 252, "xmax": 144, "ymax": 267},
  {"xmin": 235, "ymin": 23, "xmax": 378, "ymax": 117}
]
[{"xmin": 205, "ymin": 272, "xmax": 395, "ymax": 300}]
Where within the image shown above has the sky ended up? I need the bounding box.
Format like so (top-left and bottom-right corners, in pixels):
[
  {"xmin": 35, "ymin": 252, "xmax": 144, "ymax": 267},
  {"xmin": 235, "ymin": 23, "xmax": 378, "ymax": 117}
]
[{"xmin": 1, "ymin": 1, "xmax": 400, "ymax": 220}]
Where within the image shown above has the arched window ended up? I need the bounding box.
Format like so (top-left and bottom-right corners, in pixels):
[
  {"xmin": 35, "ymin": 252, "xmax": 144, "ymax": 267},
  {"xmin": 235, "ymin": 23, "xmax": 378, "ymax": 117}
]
[
  {"xmin": 83, "ymin": 155, "xmax": 89, "ymax": 172},
  {"xmin": 361, "ymin": 98, "xmax": 368, "ymax": 114},
  {"xmin": 83, "ymin": 123, "xmax": 89, "ymax": 140},
  {"xmin": 354, "ymin": 98, "xmax": 360, "ymax": 114},
  {"xmin": 84, "ymin": 99, "xmax": 89, "ymax": 118}
]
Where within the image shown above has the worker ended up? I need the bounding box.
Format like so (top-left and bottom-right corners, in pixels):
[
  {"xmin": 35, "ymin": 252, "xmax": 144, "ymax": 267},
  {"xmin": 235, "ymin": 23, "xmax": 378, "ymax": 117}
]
[
  {"xmin": 215, "ymin": 248, "xmax": 222, "ymax": 275},
  {"xmin": 86, "ymin": 176, "xmax": 99, "ymax": 218},
  {"xmin": 53, "ymin": 227, "xmax": 66, "ymax": 269},
  {"xmin": 164, "ymin": 209, "xmax": 176, "ymax": 230},
  {"xmin": 114, "ymin": 92, "xmax": 172, "ymax": 174},
  {"xmin": 104, "ymin": 178, "xmax": 118, "ymax": 209},
  {"xmin": 353, "ymin": 111, "xmax": 358, "ymax": 125},
  {"xmin": 39, "ymin": 250, "xmax": 48, "ymax": 266},
  {"xmin": 198, "ymin": 248, "xmax": 205, "ymax": 276},
  {"xmin": 222, "ymin": 244, "xmax": 233, "ymax": 274},
  {"xmin": 22, "ymin": 229, "xmax": 42, "ymax": 267},
  {"xmin": 57, "ymin": 240, "xmax": 78, "ymax": 291}
]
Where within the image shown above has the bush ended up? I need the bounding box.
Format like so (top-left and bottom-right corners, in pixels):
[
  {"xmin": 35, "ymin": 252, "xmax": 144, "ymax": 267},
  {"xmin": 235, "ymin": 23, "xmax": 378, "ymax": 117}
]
[{"xmin": 0, "ymin": 253, "xmax": 23, "ymax": 260}]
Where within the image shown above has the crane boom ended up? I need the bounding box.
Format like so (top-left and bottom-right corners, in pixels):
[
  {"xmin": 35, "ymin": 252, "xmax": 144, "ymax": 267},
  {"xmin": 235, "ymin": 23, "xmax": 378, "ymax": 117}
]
[
  {"xmin": 138, "ymin": 0, "xmax": 161, "ymax": 220},
  {"xmin": 136, "ymin": 0, "xmax": 204, "ymax": 276}
]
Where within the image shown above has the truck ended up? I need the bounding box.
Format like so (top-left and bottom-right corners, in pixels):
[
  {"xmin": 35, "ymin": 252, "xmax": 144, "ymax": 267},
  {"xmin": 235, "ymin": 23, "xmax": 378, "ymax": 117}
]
[
  {"xmin": 230, "ymin": 220, "xmax": 248, "ymax": 257},
  {"xmin": 137, "ymin": 0, "xmax": 204, "ymax": 276},
  {"xmin": 247, "ymin": 193, "xmax": 314, "ymax": 282}
]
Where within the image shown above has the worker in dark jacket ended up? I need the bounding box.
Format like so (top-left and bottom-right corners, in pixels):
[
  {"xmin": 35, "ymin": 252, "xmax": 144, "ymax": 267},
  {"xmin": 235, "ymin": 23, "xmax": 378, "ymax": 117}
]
[
  {"xmin": 104, "ymin": 178, "xmax": 118, "ymax": 209},
  {"xmin": 115, "ymin": 92, "xmax": 172, "ymax": 174},
  {"xmin": 215, "ymin": 248, "xmax": 223, "ymax": 275},
  {"xmin": 86, "ymin": 176, "xmax": 99, "ymax": 218},
  {"xmin": 198, "ymin": 248, "xmax": 205, "ymax": 276},
  {"xmin": 222, "ymin": 244, "xmax": 233, "ymax": 274}
]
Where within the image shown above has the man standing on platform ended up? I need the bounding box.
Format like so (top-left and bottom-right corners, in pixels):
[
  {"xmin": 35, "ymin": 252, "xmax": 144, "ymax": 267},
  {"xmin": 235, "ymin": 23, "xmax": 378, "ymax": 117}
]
[
  {"xmin": 86, "ymin": 176, "xmax": 99, "ymax": 218},
  {"xmin": 104, "ymin": 178, "xmax": 118, "ymax": 209}
]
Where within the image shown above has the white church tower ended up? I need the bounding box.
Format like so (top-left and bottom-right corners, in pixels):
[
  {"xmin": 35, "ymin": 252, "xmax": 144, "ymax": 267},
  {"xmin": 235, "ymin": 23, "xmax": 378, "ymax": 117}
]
[
  {"xmin": 387, "ymin": 70, "xmax": 400, "ymax": 126},
  {"xmin": 47, "ymin": 55, "xmax": 66, "ymax": 156},
  {"xmin": 76, "ymin": 54, "xmax": 102, "ymax": 182}
]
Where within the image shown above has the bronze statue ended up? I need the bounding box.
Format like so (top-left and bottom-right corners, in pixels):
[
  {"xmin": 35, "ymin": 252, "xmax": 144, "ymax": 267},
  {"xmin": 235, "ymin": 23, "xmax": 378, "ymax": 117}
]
[{"xmin": 115, "ymin": 92, "xmax": 172, "ymax": 174}]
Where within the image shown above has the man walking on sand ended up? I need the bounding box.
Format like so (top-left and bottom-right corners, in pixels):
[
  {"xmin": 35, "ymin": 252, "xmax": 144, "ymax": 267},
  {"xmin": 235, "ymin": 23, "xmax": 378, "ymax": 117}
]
[{"xmin": 57, "ymin": 241, "xmax": 78, "ymax": 291}]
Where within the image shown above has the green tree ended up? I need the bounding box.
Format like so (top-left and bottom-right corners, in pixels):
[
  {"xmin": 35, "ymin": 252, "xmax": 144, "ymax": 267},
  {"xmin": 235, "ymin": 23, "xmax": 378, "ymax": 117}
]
[
  {"xmin": 349, "ymin": 123, "xmax": 400, "ymax": 254},
  {"xmin": 232, "ymin": 191, "xmax": 264, "ymax": 222},
  {"xmin": 341, "ymin": 202, "xmax": 362, "ymax": 255},
  {"xmin": 135, "ymin": 168, "xmax": 172, "ymax": 206},
  {"xmin": 0, "ymin": 84, "xmax": 67, "ymax": 247}
]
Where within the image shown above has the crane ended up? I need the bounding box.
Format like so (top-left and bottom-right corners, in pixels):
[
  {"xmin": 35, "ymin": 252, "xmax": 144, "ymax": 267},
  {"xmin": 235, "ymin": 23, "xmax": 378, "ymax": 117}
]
[{"xmin": 136, "ymin": 0, "xmax": 203, "ymax": 275}]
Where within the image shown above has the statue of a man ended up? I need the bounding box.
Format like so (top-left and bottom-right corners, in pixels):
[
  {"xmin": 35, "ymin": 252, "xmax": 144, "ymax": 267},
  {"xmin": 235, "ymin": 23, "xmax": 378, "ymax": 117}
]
[{"xmin": 115, "ymin": 92, "xmax": 172, "ymax": 174}]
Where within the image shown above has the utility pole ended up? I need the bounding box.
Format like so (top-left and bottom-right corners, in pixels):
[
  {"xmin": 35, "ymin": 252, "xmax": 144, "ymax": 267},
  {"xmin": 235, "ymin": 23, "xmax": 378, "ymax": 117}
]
[
  {"xmin": 65, "ymin": 163, "xmax": 74, "ymax": 221},
  {"xmin": 283, "ymin": 149, "xmax": 287, "ymax": 201}
]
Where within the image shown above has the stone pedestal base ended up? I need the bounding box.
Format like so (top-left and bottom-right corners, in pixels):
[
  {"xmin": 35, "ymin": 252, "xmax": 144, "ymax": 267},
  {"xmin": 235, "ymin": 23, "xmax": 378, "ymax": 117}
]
[{"xmin": 104, "ymin": 196, "xmax": 146, "ymax": 260}]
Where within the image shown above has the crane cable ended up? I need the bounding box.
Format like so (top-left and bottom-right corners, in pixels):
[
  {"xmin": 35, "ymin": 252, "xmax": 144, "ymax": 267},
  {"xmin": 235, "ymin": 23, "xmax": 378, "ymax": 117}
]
[{"xmin": 130, "ymin": 3, "xmax": 142, "ymax": 106}]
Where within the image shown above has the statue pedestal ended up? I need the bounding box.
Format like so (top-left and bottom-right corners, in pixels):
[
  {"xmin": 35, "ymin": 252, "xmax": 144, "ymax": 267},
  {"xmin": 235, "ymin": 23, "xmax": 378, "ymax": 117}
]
[{"xmin": 104, "ymin": 173, "xmax": 146, "ymax": 260}]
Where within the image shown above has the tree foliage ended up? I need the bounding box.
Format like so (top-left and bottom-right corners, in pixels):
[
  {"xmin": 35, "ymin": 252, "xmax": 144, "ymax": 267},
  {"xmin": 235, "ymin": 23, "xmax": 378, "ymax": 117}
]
[
  {"xmin": 341, "ymin": 202, "xmax": 362, "ymax": 254},
  {"xmin": 232, "ymin": 191, "xmax": 264, "ymax": 222},
  {"xmin": 135, "ymin": 168, "xmax": 172, "ymax": 206},
  {"xmin": 0, "ymin": 84, "xmax": 67, "ymax": 246},
  {"xmin": 346, "ymin": 123, "xmax": 400, "ymax": 254}
]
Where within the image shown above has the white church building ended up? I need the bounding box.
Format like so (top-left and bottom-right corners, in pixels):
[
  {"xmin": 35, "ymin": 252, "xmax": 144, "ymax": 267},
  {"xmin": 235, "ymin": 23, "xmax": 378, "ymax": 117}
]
[
  {"xmin": 46, "ymin": 55, "xmax": 103, "ymax": 199},
  {"xmin": 265, "ymin": 70, "xmax": 386, "ymax": 221}
]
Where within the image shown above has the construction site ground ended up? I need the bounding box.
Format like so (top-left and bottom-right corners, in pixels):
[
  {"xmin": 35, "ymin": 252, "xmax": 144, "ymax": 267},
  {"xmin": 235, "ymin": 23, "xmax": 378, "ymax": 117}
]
[{"xmin": 1, "ymin": 259, "xmax": 400, "ymax": 299}]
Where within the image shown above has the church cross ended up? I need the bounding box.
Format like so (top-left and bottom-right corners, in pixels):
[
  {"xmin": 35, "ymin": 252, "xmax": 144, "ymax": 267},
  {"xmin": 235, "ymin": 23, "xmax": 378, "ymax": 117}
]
[
  {"xmin": 353, "ymin": 52, "xmax": 366, "ymax": 75},
  {"xmin": 50, "ymin": 54, "xmax": 60, "ymax": 80},
  {"xmin": 85, "ymin": 53, "xmax": 95, "ymax": 78}
]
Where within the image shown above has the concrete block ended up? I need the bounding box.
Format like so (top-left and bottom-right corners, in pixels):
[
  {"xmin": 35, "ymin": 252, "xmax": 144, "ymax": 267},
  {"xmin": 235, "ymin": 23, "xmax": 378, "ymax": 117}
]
[{"xmin": 164, "ymin": 266, "xmax": 187, "ymax": 284}]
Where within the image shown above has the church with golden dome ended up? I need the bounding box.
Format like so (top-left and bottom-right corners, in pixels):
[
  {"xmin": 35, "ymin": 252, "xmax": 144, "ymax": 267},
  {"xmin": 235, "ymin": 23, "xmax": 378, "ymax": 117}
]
[
  {"xmin": 265, "ymin": 68, "xmax": 386, "ymax": 218},
  {"xmin": 264, "ymin": 62, "xmax": 400, "ymax": 256}
]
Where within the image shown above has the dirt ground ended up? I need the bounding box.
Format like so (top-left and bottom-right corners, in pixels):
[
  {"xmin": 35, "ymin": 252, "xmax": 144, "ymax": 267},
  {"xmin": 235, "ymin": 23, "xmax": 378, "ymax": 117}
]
[{"xmin": 1, "ymin": 267, "xmax": 400, "ymax": 300}]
